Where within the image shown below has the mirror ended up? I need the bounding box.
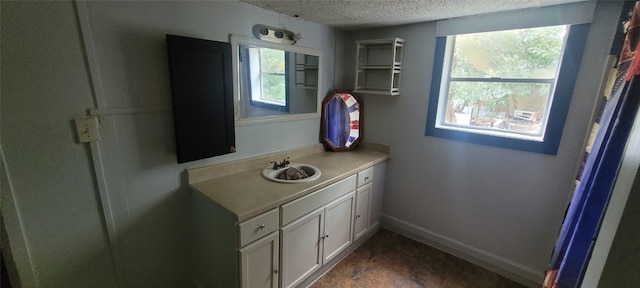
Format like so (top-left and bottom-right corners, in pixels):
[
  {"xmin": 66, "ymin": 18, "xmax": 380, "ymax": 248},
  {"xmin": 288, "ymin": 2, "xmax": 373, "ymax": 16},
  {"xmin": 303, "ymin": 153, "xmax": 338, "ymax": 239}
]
[
  {"xmin": 321, "ymin": 91, "xmax": 363, "ymax": 151},
  {"xmin": 231, "ymin": 35, "xmax": 322, "ymax": 125}
]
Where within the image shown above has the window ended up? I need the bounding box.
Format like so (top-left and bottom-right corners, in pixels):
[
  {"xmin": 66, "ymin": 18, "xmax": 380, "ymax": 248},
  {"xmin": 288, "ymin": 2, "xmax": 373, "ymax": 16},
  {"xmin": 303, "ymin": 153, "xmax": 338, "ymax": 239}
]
[
  {"xmin": 426, "ymin": 24, "xmax": 590, "ymax": 154},
  {"xmin": 248, "ymin": 48, "xmax": 290, "ymax": 112}
]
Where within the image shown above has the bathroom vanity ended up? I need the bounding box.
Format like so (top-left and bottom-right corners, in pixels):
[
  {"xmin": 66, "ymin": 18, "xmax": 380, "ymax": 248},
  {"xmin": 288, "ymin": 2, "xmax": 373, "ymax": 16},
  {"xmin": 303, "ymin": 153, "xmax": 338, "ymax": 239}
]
[{"xmin": 189, "ymin": 145, "xmax": 388, "ymax": 288}]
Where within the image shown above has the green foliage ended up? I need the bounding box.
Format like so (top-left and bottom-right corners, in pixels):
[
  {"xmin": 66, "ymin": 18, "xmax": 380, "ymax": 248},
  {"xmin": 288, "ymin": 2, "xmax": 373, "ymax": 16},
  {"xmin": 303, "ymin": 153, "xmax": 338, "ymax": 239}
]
[
  {"xmin": 260, "ymin": 48, "xmax": 286, "ymax": 104},
  {"xmin": 451, "ymin": 25, "xmax": 565, "ymax": 78},
  {"xmin": 262, "ymin": 74, "xmax": 286, "ymax": 103},
  {"xmin": 260, "ymin": 48, "xmax": 285, "ymax": 73}
]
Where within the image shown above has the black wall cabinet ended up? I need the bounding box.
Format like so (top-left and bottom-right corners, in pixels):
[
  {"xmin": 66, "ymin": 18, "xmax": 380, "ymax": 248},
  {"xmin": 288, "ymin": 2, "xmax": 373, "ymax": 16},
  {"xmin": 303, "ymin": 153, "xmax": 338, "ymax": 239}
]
[{"xmin": 166, "ymin": 35, "xmax": 235, "ymax": 163}]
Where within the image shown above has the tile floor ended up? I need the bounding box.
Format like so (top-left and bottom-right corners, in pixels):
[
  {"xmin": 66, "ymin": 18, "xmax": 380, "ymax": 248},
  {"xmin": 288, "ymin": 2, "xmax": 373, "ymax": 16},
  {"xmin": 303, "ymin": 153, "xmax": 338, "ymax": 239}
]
[{"xmin": 310, "ymin": 229, "xmax": 527, "ymax": 288}]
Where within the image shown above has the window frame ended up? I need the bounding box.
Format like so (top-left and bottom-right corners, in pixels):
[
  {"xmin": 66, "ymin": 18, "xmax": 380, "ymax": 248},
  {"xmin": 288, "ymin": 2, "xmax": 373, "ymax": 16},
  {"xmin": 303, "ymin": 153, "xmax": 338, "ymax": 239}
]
[
  {"xmin": 425, "ymin": 23, "xmax": 590, "ymax": 155},
  {"xmin": 246, "ymin": 47, "xmax": 290, "ymax": 112}
]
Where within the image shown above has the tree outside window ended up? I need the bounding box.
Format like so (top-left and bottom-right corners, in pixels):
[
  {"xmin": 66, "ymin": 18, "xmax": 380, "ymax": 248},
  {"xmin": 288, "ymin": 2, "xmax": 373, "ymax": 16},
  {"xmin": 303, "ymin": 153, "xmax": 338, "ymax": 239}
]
[
  {"xmin": 258, "ymin": 48, "xmax": 286, "ymax": 106},
  {"xmin": 441, "ymin": 25, "xmax": 567, "ymax": 138}
]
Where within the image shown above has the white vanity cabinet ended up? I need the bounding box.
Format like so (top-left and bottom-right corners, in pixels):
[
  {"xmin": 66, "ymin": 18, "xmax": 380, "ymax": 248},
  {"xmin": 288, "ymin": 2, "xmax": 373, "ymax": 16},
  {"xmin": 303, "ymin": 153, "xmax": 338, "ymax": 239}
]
[
  {"xmin": 191, "ymin": 195, "xmax": 279, "ymax": 288},
  {"xmin": 238, "ymin": 208, "xmax": 280, "ymax": 288},
  {"xmin": 239, "ymin": 231, "xmax": 279, "ymax": 288},
  {"xmin": 323, "ymin": 192, "xmax": 356, "ymax": 263},
  {"xmin": 354, "ymin": 166, "xmax": 374, "ymax": 240},
  {"xmin": 190, "ymin": 154, "xmax": 387, "ymax": 288},
  {"xmin": 280, "ymin": 175, "xmax": 356, "ymax": 288},
  {"xmin": 280, "ymin": 207, "xmax": 324, "ymax": 288}
]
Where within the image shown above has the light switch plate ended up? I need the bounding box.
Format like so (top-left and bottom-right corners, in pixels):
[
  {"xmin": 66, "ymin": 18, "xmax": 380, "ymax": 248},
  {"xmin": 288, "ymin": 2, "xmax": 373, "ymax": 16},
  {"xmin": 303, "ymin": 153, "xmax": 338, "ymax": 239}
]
[{"xmin": 75, "ymin": 117, "xmax": 101, "ymax": 143}]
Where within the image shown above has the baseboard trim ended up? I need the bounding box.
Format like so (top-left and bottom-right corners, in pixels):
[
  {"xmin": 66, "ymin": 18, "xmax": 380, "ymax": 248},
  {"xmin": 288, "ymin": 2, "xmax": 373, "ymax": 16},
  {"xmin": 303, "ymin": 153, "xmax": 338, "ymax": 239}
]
[{"xmin": 381, "ymin": 214, "xmax": 543, "ymax": 288}]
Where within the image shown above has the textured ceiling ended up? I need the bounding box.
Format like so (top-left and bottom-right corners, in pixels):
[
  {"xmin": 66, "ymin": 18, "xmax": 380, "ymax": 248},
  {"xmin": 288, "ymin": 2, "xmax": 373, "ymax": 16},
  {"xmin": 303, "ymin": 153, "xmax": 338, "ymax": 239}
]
[{"xmin": 237, "ymin": 0, "xmax": 589, "ymax": 30}]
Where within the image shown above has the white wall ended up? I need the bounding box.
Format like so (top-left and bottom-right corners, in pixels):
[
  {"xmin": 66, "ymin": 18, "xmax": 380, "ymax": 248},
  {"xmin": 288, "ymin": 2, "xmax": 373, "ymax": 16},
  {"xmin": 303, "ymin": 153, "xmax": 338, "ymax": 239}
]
[
  {"xmin": 1, "ymin": 2, "xmax": 118, "ymax": 287},
  {"xmin": 345, "ymin": 2, "xmax": 622, "ymax": 286},
  {"xmin": 1, "ymin": 1, "xmax": 337, "ymax": 287},
  {"xmin": 3, "ymin": 1, "xmax": 625, "ymax": 287}
]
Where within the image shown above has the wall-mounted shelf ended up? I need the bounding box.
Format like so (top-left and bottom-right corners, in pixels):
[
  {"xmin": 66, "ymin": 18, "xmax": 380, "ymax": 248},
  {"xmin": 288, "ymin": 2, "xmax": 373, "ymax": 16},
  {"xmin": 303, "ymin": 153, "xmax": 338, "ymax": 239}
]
[
  {"xmin": 295, "ymin": 53, "xmax": 319, "ymax": 88},
  {"xmin": 354, "ymin": 38, "xmax": 404, "ymax": 96}
]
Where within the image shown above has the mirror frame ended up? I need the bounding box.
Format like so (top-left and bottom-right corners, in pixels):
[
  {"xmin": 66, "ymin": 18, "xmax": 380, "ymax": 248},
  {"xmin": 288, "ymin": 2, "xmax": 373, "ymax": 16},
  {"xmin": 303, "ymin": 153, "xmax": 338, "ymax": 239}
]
[
  {"xmin": 321, "ymin": 90, "xmax": 363, "ymax": 151},
  {"xmin": 230, "ymin": 35, "xmax": 323, "ymax": 126}
]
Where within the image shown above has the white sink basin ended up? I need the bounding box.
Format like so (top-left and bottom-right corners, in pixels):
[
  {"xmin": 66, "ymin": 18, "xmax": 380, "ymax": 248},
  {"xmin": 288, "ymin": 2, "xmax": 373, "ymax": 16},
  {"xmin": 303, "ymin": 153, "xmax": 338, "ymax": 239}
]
[{"xmin": 262, "ymin": 163, "xmax": 321, "ymax": 183}]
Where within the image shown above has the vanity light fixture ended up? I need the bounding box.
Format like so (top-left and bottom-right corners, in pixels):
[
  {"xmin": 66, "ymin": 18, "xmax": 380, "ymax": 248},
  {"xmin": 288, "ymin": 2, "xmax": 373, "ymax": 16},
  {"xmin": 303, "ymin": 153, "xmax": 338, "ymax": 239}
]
[{"xmin": 252, "ymin": 24, "xmax": 302, "ymax": 45}]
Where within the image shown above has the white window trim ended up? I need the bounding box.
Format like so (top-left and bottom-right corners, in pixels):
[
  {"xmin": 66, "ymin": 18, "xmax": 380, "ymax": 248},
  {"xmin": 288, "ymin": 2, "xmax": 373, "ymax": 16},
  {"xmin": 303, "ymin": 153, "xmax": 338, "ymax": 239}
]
[{"xmin": 248, "ymin": 48, "xmax": 287, "ymax": 107}]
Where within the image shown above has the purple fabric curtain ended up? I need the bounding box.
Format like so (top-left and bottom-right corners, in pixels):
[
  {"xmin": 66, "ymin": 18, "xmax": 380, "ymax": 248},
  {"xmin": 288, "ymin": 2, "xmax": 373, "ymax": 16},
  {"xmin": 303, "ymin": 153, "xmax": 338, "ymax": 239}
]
[
  {"xmin": 548, "ymin": 3, "xmax": 640, "ymax": 287},
  {"xmin": 551, "ymin": 75, "xmax": 640, "ymax": 288}
]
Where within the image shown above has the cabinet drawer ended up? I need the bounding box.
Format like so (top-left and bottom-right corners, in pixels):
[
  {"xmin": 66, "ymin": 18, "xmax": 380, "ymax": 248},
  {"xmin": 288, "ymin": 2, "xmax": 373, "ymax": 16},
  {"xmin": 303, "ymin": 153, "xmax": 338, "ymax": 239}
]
[
  {"xmin": 239, "ymin": 208, "xmax": 279, "ymax": 247},
  {"xmin": 281, "ymin": 175, "xmax": 356, "ymax": 226},
  {"xmin": 357, "ymin": 167, "xmax": 373, "ymax": 187}
]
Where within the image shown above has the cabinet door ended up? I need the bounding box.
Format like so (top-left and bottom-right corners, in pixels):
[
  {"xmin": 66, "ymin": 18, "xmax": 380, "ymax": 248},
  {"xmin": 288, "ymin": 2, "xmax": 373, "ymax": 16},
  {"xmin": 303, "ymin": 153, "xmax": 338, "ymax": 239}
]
[
  {"xmin": 354, "ymin": 183, "xmax": 372, "ymax": 241},
  {"xmin": 166, "ymin": 35, "xmax": 235, "ymax": 163},
  {"xmin": 323, "ymin": 192, "xmax": 355, "ymax": 263},
  {"xmin": 239, "ymin": 231, "xmax": 279, "ymax": 288},
  {"xmin": 280, "ymin": 208, "xmax": 324, "ymax": 288}
]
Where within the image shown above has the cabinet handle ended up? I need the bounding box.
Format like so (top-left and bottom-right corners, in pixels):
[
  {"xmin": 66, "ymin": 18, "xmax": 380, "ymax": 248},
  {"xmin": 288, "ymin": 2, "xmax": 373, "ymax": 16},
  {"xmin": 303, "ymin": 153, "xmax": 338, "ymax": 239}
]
[
  {"xmin": 258, "ymin": 224, "xmax": 266, "ymax": 230},
  {"xmin": 356, "ymin": 214, "xmax": 361, "ymax": 219},
  {"xmin": 274, "ymin": 269, "xmax": 278, "ymax": 274},
  {"xmin": 325, "ymin": 234, "xmax": 329, "ymax": 238},
  {"xmin": 365, "ymin": 176, "xmax": 369, "ymax": 181}
]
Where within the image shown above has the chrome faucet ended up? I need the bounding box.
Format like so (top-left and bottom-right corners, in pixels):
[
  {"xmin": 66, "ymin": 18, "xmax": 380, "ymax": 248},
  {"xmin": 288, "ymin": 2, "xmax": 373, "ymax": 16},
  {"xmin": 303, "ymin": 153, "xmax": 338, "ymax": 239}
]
[{"xmin": 271, "ymin": 157, "xmax": 290, "ymax": 170}]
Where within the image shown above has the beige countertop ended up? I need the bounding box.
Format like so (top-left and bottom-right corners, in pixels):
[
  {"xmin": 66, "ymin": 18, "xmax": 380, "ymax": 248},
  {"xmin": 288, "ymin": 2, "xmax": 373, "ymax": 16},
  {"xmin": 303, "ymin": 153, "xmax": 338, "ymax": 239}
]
[{"xmin": 189, "ymin": 147, "xmax": 389, "ymax": 222}]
